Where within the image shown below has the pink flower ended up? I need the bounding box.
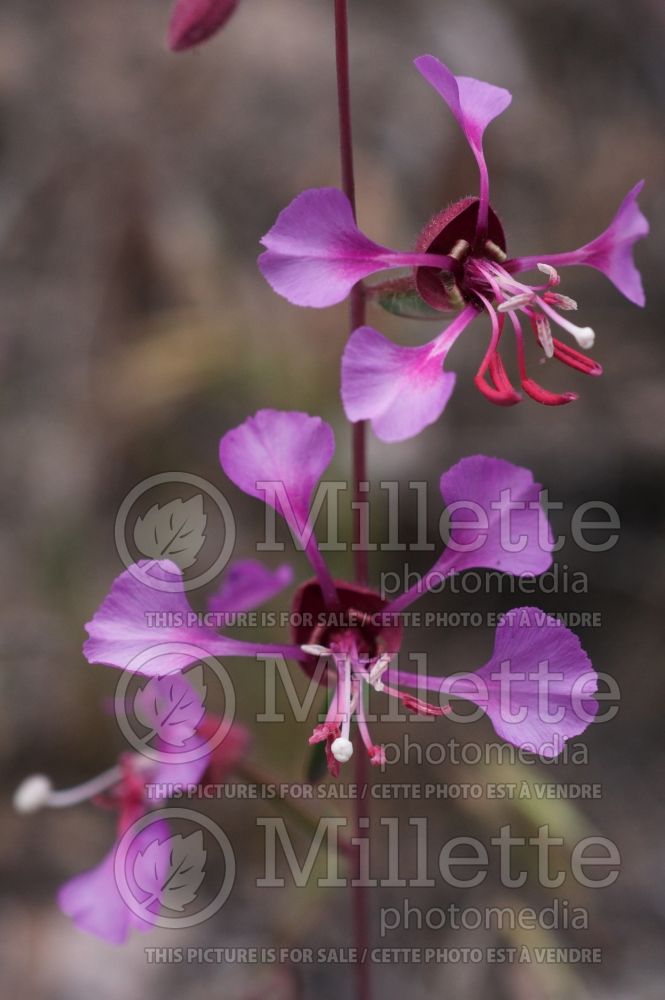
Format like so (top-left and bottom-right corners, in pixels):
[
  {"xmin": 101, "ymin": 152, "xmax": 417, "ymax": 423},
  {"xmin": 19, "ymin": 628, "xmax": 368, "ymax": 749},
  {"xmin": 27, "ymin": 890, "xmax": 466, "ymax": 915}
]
[
  {"xmin": 55, "ymin": 713, "xmax": 249, "ymax": 944},
  {"xmin": 167, "ymin": 0, "xmax": 238, "ymax": 52},
  {"xmin": 82, "ymin": 410, "xmax": 596, "ymax": 771},
  {"xmin": 57, "ymin": 753, "xmax": 181, "ymax": 945},
  {"xmin": 259, "ymin": 57, "xmax": 648, "ymax": 440},
  {"xmin": 218, "ymin": 411, "xmax": 594, "ymax": 765}
]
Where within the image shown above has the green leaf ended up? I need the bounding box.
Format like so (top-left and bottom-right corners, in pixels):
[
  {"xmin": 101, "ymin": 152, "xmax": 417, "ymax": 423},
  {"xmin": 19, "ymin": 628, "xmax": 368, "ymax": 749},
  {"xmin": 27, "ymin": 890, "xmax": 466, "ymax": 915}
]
[{"xmin": 375, "ymin": 284, "xmax": 443, "ymax": 320}]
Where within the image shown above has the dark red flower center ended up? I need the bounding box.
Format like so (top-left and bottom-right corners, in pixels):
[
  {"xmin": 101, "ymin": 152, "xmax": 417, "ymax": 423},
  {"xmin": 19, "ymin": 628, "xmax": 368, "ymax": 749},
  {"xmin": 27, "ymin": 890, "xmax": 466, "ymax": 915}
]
[
  {"xmin": 291, "ymin": 579, "xmax": 403, "ymax": 682},
  {"xmin": 415, "ymin": 197, "xmax": 507, "ymax": 310}
]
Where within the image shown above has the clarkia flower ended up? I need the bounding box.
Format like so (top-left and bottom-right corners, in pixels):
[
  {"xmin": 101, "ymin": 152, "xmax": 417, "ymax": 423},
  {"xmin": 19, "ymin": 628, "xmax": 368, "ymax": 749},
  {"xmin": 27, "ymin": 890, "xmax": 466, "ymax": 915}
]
[
  {"xmin": 57, "ymin": 754, "xmax": 173, "ymax": 946},
  {"xmin": 15, "ymin": 677, "xmax": 249, "ymax": 944},
  {"xmin": 56, "ymin": 709, "xmax": 249, "ymax": 944},
  {"xmin": 259, "ymin": 57, "xmax": 648, "ymax": 440},
  {"xmin": 85, "ymin": 410, "xmax": 598, "ymax": 773},
  {"xmin": 167, "ymin": 0, "xmax": 238, "ymax": 52}
]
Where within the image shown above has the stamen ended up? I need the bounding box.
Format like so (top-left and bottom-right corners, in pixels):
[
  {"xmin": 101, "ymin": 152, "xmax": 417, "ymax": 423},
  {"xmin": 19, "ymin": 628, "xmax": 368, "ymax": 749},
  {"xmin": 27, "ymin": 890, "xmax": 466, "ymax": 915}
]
[
  {"xmin": 355, "ymin": 682, "xmax": 377, "ymax": 758},
  {"xmin": 485, "ymin": 239, "xmax": 507, "ymax": 263},
  {"xmin": 533, "ymin": 313, "xmax": 554, "ymax": 359},
  {"xmin": 449, "ymin": 238, "xmax": 471, "ymax": 262},
  {"xmin": 442, "ymin": 276, "xmax": 466, "ymax": 310},
  {"xmin": 544, "ymin": 292, "xmax": 577, "ymax": 311},
  {"xmin": 538, "ymin": 297, "xmax": 595, "ymax": 349},
  {"xmin": 497, "ymin": 293, "xmax": 534, "ymax": 313},
  {"xmin": 334, "ymin": 649, "xmax": 355, "ymax": 753},
  {"xmin": 369, "ymin": 653, "xmax": 392, "ymax": 693},
  {"xmin": 537, "ymin": 263, "xmax": 561, "ymax": 286},
  {"xmin": 476, "ymin": 260, "xmax": 533, "ymax": 296},
  {"xmin": 510, "ymin": 309, "xmax": 576, "ymax": 404}
]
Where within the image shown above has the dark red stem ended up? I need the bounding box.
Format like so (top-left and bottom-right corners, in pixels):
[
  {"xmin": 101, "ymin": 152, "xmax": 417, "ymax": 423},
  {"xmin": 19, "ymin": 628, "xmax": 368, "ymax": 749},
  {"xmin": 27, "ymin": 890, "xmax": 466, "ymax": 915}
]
[
  {"xmin": 334, "ymin": 0, "xmax": 368, "ymax": 589},
  {"xmin": 334, "ymin": 4, "xmax": 371, "ymax": 1000}
]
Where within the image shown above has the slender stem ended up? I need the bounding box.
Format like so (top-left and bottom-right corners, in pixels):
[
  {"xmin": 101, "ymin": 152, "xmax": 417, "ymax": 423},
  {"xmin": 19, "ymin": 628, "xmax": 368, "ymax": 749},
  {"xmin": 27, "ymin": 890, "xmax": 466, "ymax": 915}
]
[
  {"xmin": 352, "ymin": 418, "xmax": 368, "ymax": 585},
  {"xmin": 335, "ymin": 0, "xmax": 368, "ymax": 589},
  {"xmin": 334, "ymin": 4, "xmax": 372, "ymax": 999},
  {"xmin": 334, "ymin": 0, "xmax": 356, "ymax": 212}
]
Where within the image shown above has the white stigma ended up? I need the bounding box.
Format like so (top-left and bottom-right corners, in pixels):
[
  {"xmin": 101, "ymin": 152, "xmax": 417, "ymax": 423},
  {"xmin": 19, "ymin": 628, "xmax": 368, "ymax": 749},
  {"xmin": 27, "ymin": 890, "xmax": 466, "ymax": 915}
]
[
  {"xmin": 571, "ymin": 326, "xmax": 595, "ymax": 350},
  {"xmin": 330, "ymin": 737, "xmax": 354, "ymax": 763},
  {"xmin": 13, "ymin": 774, "xmax": 53, "ymax": 813}
]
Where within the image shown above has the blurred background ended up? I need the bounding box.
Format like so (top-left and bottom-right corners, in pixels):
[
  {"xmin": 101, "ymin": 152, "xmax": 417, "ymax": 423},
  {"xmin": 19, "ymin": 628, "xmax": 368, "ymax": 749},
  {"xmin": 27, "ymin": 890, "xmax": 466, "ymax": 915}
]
[{"xmin": 1, "ymin": 0, "xmax": 664, "ymax": 997}]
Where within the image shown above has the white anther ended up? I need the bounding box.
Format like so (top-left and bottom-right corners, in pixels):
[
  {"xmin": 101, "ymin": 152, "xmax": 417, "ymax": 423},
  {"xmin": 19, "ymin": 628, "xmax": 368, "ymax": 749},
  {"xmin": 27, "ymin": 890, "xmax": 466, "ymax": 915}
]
[
  {"xmin": 330, "ymin": 737, "xmax": 354, "ymax": 763},
  {"xmin": 301, "ymin": 644, "xmax": 331, "ymax": 657},
  {"xmin": 13, "ymin": 774, "xmax": 53, "ymax": 814},
  {"xmin": 535, "ymin": 315, "xmax": 554, "ymax": 359},
  {"xmin": 497, "ymin": 293, "xmax": 534, "ymax": 313},
  {"xmin": 548, "ymin": 293, "xmax": 578, "ymax": 311},
  {"xmin": 537, "ymin": 263, "xmax": 561, "ymax": 285},
  {"xmin": 369, "ymin": 653, "xmax": 392, "ymax": 693}
]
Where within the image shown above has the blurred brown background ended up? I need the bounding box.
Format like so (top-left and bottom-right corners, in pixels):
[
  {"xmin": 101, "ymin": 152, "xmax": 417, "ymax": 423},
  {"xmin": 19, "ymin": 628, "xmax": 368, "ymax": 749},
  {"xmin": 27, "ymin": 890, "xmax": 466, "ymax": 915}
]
[{"xmin": 1, "ymin": 0, "xmax": 664, "ymax": 997}]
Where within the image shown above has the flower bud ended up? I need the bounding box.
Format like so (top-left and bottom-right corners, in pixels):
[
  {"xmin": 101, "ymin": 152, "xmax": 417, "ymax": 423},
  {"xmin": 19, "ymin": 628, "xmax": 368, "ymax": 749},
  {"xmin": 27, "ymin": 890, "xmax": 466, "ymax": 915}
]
[{"xmin": 168, "ymin": 0, "xmax": 239, "ymax": 52}]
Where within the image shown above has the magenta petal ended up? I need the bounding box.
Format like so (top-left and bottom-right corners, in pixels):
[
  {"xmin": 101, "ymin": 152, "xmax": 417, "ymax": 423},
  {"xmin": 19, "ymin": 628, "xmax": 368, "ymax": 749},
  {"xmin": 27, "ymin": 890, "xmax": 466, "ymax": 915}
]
[
  {"xmin": 509, "ymin": 182, "xmax": 648, "ymax": 307},
  {"xmin": 415, "ymin": 55, "xmax": 512, "ymax": 151},
  {"xmin": 149, "ymin": 735, "xmax": 211, "ymax": 793},
  {"xmin": 219, "ymin": 410, "xmax": 334, "ymax": 536},
  {"xmin": 58, "ymin": 848, "xmax": 133, "ymax": 945},
  {"xmin": 341, "ymin": 326, "xmax": 456, "ymax": 442},
  {"xmin": 438, "ymin": 456, "xmax": 553, "ymax": 576},
  {"xmin": 127, "ymin": 819, "xmax": 173, "ymax": 915},
  {"xmin": 259, "ymin": 188, "xmax": 410, "ymax": 307},
  {"xmin": 167, "ymin": 0, "xmax": 238, "ymax": 51},
  {"xmin": 208, "ymin": 559, "xmax": 294, "ymax": 622},
  {"xmin": 415, "ymin": 55, "xmax": 511, "ymax": 228},
  {"xmin": 449, "ymin": 608, "xmax": 598, "ymax": 756},
  {"xmin": 385, "ymin": 456, "xmax": 554, "ymax": 615},
  {"xmin": 84, "ymin": 560, "xmax": 302, "ymax": 673},
  {"xmin": 569, "ymin": 181, "xmax": 649, "ymax": 306},
  {"xmin": 57, "ymin": 820, "xmax": 170, "ymax": 944}
]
